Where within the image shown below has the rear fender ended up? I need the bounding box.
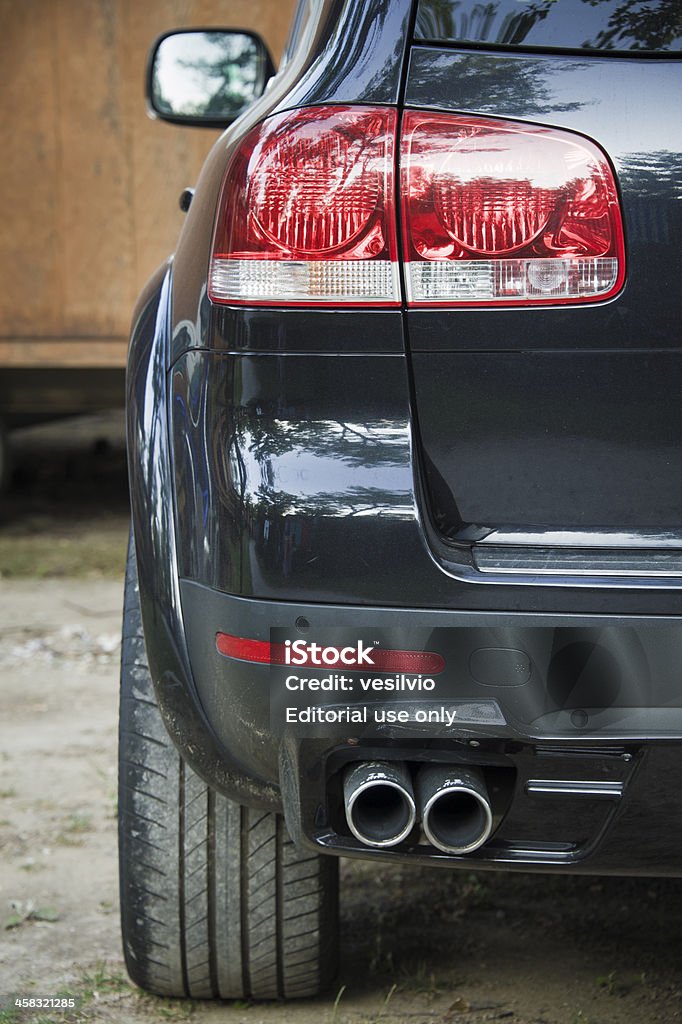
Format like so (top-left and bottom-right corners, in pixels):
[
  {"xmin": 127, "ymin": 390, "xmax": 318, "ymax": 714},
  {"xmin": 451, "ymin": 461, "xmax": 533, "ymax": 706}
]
[{"xmin": 126, "ymin": 263, "xmax": 279, "ymax": 809}]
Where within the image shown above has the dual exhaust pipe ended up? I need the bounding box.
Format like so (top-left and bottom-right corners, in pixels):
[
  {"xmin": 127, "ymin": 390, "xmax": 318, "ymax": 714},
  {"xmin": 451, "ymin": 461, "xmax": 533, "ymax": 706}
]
[{"xmin": 343, "ymin": 760, "xmax": 493, "ymax": 854}]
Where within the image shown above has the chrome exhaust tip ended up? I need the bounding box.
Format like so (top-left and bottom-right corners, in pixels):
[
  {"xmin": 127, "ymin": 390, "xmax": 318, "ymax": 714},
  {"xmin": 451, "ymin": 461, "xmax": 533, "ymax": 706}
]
[
  {"xmin": 343, "ymin": 761, "xmax": 416, "ymax": 848},
  {"xmin": 417, "ymin": 765, "xmax": 493, "ymax": 855}
]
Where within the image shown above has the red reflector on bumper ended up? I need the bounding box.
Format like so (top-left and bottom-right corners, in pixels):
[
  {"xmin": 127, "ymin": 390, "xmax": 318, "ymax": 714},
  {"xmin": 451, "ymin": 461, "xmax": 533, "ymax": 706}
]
[
  {"xmin": 215, "ymin": 634, "xmax": 273, "ymax": 664},
  {"xmin": 215, "ymin": 633, "xmax": 445, "ymax": 674}
]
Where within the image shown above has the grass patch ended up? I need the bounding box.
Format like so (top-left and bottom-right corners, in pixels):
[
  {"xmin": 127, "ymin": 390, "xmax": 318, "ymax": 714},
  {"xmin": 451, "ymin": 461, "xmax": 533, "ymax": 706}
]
[
  {"xmin": 0, "ymin": 529, "xmax": 127, "ymax": 580},
  {"xmin": 77, "ymin": 963, "xmax": 130, "ymax": 1000},
  {"xmin": 64, "ymin": 813, "xmax": 93, "ymax": 834},
  {"xmin": 4, "ymin": 904, "xmax": 60, "ymax": 930},
  {"xmin": 56, "ymin": 812, "xmax": 94, "ymax": 847}
]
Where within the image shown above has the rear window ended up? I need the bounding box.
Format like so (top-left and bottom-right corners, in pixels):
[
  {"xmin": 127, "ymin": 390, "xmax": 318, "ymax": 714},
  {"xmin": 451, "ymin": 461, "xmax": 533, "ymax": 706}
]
[{"xmin": 415, "ymin": 0, "xmax": 682, "ymax": 54}]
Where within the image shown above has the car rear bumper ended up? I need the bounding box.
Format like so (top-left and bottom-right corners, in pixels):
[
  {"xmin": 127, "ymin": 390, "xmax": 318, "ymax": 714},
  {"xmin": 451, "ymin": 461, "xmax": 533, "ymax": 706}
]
[{"xmin": 174, "ymin": 579, "xmax": 682, "ymax": 876}]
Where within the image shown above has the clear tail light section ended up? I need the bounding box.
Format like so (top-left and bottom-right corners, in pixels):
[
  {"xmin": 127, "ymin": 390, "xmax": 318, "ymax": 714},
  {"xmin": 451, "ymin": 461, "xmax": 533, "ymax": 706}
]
[
  {"xmin": 208, "ymin": 106, "xmax": 401, "ymax": 307},
  {"xmin": 401, "ymin": 112, "xmax": 625, "ymax": 307}
]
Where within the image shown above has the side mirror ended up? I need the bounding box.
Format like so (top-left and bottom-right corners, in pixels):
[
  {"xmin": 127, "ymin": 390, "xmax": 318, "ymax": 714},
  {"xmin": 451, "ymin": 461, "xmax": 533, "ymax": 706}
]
[{"xmin": 147, "ymin": 29, "xmax": 275, "ymax": 128}]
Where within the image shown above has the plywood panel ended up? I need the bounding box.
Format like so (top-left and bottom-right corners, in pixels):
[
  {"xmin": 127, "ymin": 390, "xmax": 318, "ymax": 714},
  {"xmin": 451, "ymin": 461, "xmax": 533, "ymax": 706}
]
[
  {"xmin": 0, "ymin": 339, "xmax": 126, "ymax": 368},
  {"xmin": 55, "ymin": 0, "xmax": 136, "ymax": 337},
  {"xmin": 0, "ymin": 0, "xmax": 296, "ymax": 349},
  {"xmin": 0, "ymin": 1, "xmax": 62, "ymax": 336}
]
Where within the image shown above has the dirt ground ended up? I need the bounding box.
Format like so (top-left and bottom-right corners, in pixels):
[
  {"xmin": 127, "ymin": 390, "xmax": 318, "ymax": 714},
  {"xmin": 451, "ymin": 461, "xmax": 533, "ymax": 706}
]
[{"xmin": 2, "ymin": 416, "xmax": 682, "ymax": 1024}]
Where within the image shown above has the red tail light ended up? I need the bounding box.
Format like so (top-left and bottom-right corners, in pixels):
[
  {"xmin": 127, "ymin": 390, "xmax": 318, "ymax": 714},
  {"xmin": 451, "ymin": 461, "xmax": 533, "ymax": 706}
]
[
  {"xmin": 401, "ymin": 112, "xmax": 625, "ymax": 306},
  {"xmin": 208, "ymin": 106, "xmax": 625, "ymax": 309},
  {"xmin": 208, "ymin": 106, "xmax": 400, "ymax": 307}
]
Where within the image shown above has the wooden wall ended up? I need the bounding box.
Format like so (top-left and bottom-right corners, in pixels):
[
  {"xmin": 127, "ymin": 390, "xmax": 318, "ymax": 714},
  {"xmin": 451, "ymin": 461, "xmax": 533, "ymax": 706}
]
[{"xmin": 0, "ymin": 0, "xmax": 296, "ymax": 368}]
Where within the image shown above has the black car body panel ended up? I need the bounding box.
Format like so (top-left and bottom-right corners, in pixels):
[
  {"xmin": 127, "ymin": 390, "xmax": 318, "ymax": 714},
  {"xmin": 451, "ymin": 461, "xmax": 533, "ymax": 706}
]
[
  {"xmin": 405, "ymin": 47, "xmax": 682, "ymax": 546},
  {"xmin": 170, "ymin": 342, "xmax": 682, "ymax": 613},
  {"xmin": 128, "ymin": 0, "xmax": 682, "ymax": 875}
]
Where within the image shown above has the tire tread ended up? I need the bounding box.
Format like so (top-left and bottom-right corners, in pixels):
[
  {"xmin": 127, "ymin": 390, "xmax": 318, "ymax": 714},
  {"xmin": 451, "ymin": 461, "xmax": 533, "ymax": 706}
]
[{"xmin": 118, "ymin": 536, "xmax": 338, "ymax": 999}]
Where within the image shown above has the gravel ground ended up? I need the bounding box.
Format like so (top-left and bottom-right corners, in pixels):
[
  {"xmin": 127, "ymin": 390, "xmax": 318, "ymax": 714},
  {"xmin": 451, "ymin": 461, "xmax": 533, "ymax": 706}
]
[{"xmin": 2, "ymin": 416, "xmax": 682, "ymax": 1024}]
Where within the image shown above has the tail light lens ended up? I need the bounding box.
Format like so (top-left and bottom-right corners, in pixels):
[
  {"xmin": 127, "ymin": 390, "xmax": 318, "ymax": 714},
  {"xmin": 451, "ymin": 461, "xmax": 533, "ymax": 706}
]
[
  {"xmin": 401, "ymin": 112, "xmax": 625, "ymax": 306},
  {"xmin": 208, "ymin": 106, "xmax": 400, "ymax": 307},
  {"xmin": 208, "ymin": 106, "xmax": 625, "ymax": 310}
]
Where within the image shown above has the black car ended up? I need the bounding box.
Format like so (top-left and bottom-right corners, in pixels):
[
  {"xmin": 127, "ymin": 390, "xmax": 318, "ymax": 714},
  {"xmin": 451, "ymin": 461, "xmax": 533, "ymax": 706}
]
[{"xmin": 120, "ymin": 0, "xmax": 682, "ymax": 1002}]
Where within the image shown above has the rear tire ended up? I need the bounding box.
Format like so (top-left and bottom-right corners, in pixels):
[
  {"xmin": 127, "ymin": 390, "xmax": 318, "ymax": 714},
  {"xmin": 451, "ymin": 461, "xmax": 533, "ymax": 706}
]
[{"xmin": 118, "ymin": 539, "xmax": 339, "ymax": 998}]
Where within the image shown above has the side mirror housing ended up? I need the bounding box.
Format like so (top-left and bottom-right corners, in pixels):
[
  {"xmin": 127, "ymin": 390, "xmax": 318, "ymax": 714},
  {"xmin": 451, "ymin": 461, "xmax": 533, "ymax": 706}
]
[{"xmin": 147, "ymin": 29, "xmax": 275, "ymax": 128}]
